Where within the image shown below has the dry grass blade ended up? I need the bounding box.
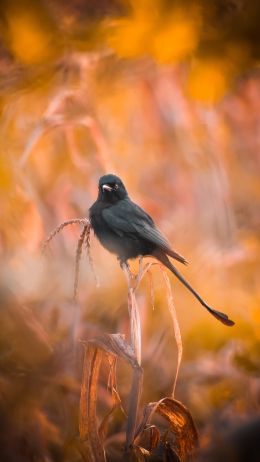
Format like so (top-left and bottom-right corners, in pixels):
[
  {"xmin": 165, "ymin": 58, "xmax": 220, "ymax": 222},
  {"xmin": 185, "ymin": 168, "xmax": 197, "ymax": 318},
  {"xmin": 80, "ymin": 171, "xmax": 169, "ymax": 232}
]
[
  {"xmin": 161, "ymin": 267, "xmax": 183, "ymax": 398},
  {"xmin": 131, "ymin": 260, "xmax": 182, "ymax": 397},
  {"xmin": 128, "ymin": 288, "xmax": 142, "ymax": 366},
  {"xmin": 85, "ymin": 223, "xmax": 99, "ymax": 287},
  {"xmin": 122, "ymin": 263, "xmax": 142, "ymax": 366},
  {"xmin": 42, "ymin": 218, "xmax": 90, "ymax": 253},
  {"xmin": 122, "ymin": 261, "xmax": 156, "ymax": 366},
  {"xmin": 133, "ymin": 260, "xmax": 155, "ymax": 291},
  {"xmin": 79, "ymin": 345, "xmax": 106, "ymax": 462},
  {"xmin": 74, "ymin": 224, "xmax": 90, "ymax": 299}
]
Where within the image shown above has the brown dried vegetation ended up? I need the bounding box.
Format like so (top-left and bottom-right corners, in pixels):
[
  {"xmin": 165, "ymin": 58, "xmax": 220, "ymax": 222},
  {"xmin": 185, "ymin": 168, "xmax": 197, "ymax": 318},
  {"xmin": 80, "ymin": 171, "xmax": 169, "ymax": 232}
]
[{"xmin": 0, "ymin": 0, "xmax": 260, "ymax": 461}]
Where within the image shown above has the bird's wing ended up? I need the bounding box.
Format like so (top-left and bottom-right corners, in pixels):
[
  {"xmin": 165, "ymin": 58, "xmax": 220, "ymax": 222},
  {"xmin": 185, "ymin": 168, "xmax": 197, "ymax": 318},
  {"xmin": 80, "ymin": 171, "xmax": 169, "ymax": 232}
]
[{"xmin": 102, "ymin": 200, "xmax": 172, "ymax": 252}]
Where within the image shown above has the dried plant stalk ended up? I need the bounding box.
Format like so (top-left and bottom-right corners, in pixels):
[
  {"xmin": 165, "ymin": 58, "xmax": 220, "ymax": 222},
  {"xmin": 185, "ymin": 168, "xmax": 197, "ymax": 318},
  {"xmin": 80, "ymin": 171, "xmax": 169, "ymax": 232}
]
[
  {"xmin": 42, "ymin": 218, "xmax": 99, "ymax": 298},
  {"xmin": 85, "ymin": 223, "xmax": 99, "ymax": 287},
  {"xmin": 74, "ymin": 223, "xmax": 90, "ymax": 299},
  {"xmin": 121, "ymin": 258, "xmax": 183, "ymax": 449},
  {"xmin": 43, "ymin": 220, "xmax": 185, "ymax": 457},
  {"xmin": 161, "ymin": 267, "xmax": 183, "ymax": 398},
  {"xmin": 128, "ymin": 287, "xmax": 142, "ymax": 366},
  {"xmin": 122, "ymin": 261, "xmax": 155, "ymax": 366},
  {"xmin": 122, "ymin": 264, "xmax": 142, "ymax": 365}
]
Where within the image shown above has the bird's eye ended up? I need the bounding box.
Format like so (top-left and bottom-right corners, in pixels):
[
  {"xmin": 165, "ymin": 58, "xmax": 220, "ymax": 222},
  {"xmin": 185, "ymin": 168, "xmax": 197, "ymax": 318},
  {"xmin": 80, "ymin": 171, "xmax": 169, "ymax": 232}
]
[{"xmin": 114, "ymin": 184, "xmax": 119, "ymax": 190}]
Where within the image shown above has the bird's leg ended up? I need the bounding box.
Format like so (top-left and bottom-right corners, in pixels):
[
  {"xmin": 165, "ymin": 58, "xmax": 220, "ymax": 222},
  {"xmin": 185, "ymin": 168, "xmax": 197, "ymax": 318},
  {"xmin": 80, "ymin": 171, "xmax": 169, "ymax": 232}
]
[
  {"xmin": 120, "ymin": 261, "xmax": 131, "ymax": 287},
  {"xmin": 133, "ymin": 256, "xmax": 147, "ymax": 291},
  {"xmin": 119, "ymin": 258, "xmax": 136, "ymax": 281}
]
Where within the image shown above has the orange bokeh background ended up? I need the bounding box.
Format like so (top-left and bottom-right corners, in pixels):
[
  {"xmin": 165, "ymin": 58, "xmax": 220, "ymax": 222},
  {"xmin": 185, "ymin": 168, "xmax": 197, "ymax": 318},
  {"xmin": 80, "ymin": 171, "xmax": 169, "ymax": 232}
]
[{"xmin": 0, "ymin": 0, "xmax": 259, "ymax": 460}]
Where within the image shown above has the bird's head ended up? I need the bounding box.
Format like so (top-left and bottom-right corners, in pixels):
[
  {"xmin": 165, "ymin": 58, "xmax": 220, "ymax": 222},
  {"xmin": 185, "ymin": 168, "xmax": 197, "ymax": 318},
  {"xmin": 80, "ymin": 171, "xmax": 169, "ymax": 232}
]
[{"xmin": 98, "ymin": 174, "xmax": 128, "ymax": 202}]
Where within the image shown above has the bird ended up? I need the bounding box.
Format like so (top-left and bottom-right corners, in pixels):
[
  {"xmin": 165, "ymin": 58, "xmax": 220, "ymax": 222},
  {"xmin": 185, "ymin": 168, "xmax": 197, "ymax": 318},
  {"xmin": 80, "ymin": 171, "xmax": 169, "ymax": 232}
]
[{"xmin": 89, "ymin": 174, "xmax": 234, "ymax": 326}]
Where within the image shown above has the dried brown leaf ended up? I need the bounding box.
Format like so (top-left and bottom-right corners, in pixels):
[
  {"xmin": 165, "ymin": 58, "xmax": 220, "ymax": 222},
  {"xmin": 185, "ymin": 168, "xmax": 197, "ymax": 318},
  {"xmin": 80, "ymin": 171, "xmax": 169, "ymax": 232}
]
[
  {"xmin": 79, "ymin": 345, "xmax": 106, "ymax": 462},
  {"xmin": 90, "ymin": 333, "xmax": 138, "ymax": 368},
  {"xmin": 88, "ymin": 334, "xmax": 143, "ymax": 450},
  {"xmin": 157, "ymin": 398, "xmax": 199, "ymax": 460},
  {"xmin": 132, "ymin": 445, "xmax": 151, "ymax": 461},
  {"xmin": 142, "ymin": 425, "xmax": 160, "ymax": 452}
]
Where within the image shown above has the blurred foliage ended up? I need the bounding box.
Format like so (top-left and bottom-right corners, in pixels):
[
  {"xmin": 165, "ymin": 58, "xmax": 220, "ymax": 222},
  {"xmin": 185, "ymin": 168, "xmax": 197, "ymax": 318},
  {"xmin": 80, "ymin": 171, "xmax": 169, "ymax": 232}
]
[
  {"xmin": 0, "ymin": 0, "xmax": 259, "ymax": 100},
  {"xmin": 0, "ymin": 0, "xmax": 259, "ymax": 460}
]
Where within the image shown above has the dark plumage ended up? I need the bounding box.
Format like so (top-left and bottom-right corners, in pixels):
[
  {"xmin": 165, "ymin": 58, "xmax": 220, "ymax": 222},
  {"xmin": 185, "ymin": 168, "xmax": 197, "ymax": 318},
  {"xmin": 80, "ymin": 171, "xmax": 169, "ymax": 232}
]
[{"xmin": 89, "ymin": 174, "xmax": 234, "ymax": 326}]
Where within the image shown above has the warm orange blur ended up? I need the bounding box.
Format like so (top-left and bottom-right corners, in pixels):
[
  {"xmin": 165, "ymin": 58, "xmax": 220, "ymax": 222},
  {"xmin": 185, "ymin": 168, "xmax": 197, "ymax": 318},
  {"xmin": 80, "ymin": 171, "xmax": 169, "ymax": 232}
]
[{"xmin": 0, "ymin": 0, "xmax": 259, "ymax": 460}]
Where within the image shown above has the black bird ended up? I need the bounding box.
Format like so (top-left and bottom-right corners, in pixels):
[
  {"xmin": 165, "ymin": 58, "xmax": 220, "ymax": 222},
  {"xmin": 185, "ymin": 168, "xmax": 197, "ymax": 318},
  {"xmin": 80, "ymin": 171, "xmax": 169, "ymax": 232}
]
[{"xmin": 89, "ymin": 174, "xmax": 234, "ymax": 326}]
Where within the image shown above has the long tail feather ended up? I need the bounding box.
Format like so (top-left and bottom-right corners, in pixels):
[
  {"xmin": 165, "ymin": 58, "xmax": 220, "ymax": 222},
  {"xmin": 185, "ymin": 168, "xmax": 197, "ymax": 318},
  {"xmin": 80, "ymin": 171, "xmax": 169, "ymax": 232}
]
[
  {"xmin": 154, "ymin": 251, "xmax": 235, "ymax": 327},
  {"xmin": 166, "ymin": 248, "xmax": 188, "ymax": 265}
]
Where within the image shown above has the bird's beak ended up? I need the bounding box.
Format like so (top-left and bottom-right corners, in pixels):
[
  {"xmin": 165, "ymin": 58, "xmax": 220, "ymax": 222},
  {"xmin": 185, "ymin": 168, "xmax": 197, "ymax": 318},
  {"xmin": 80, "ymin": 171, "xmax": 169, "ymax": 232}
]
[{"xmin": 102, "ymin": 184, "xmax": 113, "ymax": 192}]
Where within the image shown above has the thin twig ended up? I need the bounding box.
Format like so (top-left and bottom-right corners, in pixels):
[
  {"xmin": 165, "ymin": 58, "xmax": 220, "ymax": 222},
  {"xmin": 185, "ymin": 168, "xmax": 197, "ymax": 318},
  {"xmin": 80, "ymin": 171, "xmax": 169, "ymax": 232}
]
[
  {"xmin": 42, "ymin": 218, "xmax": 90, "ymax": 253},
  {"xmin": 85, "ymin": 223, "xmax": 99, "ymax": 287}
]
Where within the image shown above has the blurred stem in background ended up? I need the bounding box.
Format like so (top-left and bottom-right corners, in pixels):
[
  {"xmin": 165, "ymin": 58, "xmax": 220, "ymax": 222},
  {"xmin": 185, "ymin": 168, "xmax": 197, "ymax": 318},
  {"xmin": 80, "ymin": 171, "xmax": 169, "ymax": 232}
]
[{"xmin": 0, "ymin": 0, "xmax": 259, "ymax": 460}]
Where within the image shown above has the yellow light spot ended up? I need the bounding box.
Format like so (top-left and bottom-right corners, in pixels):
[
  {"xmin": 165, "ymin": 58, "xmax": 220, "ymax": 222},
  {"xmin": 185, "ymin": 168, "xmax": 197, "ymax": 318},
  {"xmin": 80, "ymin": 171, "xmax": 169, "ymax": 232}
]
[
  {"xmin": 107, "ymin": 10, "xmax": 154, "ymax": 59},
  {"xmin": 187, "ymin": 59, "xmax": 230, "ymax": 103},
  {"xmin": 153, "ymin": 14, "xmax": 199, "ymax": 63},
  {"xmin": 7, "ymin": 11, "xmax": 53, "ymax": 64}
]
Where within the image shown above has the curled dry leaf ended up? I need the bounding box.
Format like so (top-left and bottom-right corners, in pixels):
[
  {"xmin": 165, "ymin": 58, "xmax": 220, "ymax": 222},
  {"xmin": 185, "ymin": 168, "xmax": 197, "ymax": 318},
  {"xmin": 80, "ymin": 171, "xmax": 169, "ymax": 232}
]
[
  {"xmin": 157, "ymin": 398, "xmax": 199, "ymax": 453},
  {"xmin": 142, "ymin": 425, "xmax": 161, "ymax": 452},
  {"xmin": 135, "ymin": 397, "xmax": 198, "ymax": 461},
  {"xmin": 133, "ymin": 445, "xmax": 151, "ymax": 461}
]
